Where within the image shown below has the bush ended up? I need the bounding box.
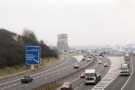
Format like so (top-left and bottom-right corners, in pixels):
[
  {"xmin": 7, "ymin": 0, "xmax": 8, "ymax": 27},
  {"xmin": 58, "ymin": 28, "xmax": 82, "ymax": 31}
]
[{"xmin": 0, "ymin": 29, "xmax": 24, "ymax": 68}]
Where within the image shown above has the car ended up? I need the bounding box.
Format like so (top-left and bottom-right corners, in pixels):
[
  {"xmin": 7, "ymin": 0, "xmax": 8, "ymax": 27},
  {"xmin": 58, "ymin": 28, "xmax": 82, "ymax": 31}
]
[
  {"xmin": 104, "ymin": 63, "xmax": 109, "ymax": 67},
  {"xmin": 80, "ymin": 72, "xmax": 85, "ymax": 78},
  {"xmin": 21, "ymin": 75, "xmax": 33, "ymax": 84},
  {"xmin": 82, "ymin": 58, "xmax": 85, "ymax": 61},
  {"xmin": 124, "ymin": 54, "xmax": 129, "ymax": 61},
  {"xmin": 60, "ymin": 82, "xmax": 73, "ymax": 90},
  {"xmin": 86, "ymin": 58, "xmax": 91, "ymax": 62},
  {"xmin": 73, "ymin": 64, "xmax": 79, "ymax": 69},
  {"xmin": 98, "ymin": 60, "xmax": 102, "ymax": 64}
]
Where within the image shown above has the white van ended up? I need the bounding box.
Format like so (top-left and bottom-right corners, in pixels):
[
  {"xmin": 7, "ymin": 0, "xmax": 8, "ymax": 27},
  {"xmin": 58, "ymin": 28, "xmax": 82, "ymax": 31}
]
[{"xmin": 84, "ymin": 69, "xmax": 101, "ymax": 85}]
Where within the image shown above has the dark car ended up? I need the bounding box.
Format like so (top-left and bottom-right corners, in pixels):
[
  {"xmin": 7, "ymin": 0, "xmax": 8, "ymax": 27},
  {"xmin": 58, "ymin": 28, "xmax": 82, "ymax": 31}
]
[
  {"xmin": 73, "ymin": 64, "xmax": 79, "ymax": 69},
  {"xmin": 104, "ymin": 63, "xmax": 109, "ymax": 67},
  {"xmin": 21, "ymin": 76, "xmax": 33, "ymax": 84},
  {"xmin": 82, "ymin": 58, "xmax": 85, "ymax": 61},
  {"xmin": 60, "ymin": 82, "xmax": 73, "ymax": 90}
]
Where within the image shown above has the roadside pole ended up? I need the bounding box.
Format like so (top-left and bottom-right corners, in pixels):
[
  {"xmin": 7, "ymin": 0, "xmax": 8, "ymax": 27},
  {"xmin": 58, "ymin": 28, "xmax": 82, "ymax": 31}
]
[
  {"xmin": 21, "ymin": 45, "xmax": 41, "ymax": 90},
  {"xmin": 31, "ymin": 64, "xmax": 35, "ymax": 70},
  {"xmin": 25, "ymin": 45, "xmax": 41, "ymax": 71}
]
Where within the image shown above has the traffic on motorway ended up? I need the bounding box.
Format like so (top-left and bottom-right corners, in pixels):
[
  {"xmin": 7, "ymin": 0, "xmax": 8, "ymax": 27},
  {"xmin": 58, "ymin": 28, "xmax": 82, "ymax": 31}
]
[
  {"xmin": 1, "ymin": 0, "xmax": 135, "ymax": 90},
  {"xmin": 58, "ymin": 53, "xmax": 132, "ymax": 90},
  {"xmin": 0, "ymin": 50, "xmax": 133, "ymax": 90},
  {"xmin": 0, "ymin": 48, "xmax": 133, "ymax": 90}
]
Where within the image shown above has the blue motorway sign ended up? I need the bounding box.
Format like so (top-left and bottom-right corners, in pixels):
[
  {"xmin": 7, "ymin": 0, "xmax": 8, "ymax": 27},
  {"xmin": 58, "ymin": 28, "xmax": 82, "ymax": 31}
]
[{"xmin": 25, "ymin": 46, "xmax": 41, "ymax": 64}]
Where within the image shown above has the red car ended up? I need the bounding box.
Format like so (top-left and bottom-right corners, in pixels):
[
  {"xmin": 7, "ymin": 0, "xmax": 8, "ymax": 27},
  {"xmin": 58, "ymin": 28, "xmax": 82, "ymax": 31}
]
[{"xmin": 80, "ymin": 72, "xmax": 85, "ymax": 78}]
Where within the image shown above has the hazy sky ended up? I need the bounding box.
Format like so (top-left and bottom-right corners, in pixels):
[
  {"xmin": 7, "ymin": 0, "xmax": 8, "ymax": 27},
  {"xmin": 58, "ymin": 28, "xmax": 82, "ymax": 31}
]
[{"xmin": 0, "ymin": 0, "xmax": 135, "ymax": 46}]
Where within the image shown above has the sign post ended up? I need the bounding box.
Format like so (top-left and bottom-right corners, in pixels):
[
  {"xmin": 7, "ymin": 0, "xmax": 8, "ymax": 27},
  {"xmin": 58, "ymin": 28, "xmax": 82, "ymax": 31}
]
[
  {"xmin": 25, "ymin": 46, "xmax": 41, "ymax": 70},
  {"xmin": 30, "ymin": 65, "xmax": 35, "ymax": 70}
]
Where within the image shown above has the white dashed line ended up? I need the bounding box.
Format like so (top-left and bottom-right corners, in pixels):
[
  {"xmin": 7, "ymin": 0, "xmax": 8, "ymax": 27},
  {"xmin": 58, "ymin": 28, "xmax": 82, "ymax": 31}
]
[
  {"xmin": 92, "ymin": 56, "xmax": 125, "ymax": 90},
  {"xmin": 121, "ymin": 57, "xmax": 133, "ymax": 90}
]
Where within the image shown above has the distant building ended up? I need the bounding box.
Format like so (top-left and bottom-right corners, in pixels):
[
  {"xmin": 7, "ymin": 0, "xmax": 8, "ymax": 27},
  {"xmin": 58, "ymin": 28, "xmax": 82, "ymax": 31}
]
[{"xmin": 57, "ymin": 34, "xmax": 69, "ymax": 53}]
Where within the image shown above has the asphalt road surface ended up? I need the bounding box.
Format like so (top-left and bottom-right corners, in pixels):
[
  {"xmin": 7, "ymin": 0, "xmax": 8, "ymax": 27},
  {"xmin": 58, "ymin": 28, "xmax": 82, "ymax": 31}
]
[
  {"xmin": 0, "ymin": 56, "xmax": 68, "ymax": 84},
  {"xmin": 0, "ymin": 55, "xmax": 95, "ymax": 90},
  {"xmin": 105, "ymin": 55, "xmax": 134, "ymax": 90},
  {"xmin": 0, "ymin": 56, "xmax": 74, "ymax": 90},
  {"xmin": 56, "ymin": 56, "xmax": 111, "ymax": 90},
  {"xmin": 66, "ymin": 56, "xmax": 124, "ymax": 90},
  {"xmin": 73, "ymin": 57, "xmax": 110, "ymax": 90}
]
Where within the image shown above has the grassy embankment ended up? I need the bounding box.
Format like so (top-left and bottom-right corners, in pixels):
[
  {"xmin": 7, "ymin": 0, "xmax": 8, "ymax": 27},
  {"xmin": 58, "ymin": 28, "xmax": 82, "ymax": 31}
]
[
  {"xmin": 0, "ymin": 54, "xmax": 64, "ymax": 80},
  {"xmin": 34, "ymin": 81, "xmax": 62, "ymax": 90}
]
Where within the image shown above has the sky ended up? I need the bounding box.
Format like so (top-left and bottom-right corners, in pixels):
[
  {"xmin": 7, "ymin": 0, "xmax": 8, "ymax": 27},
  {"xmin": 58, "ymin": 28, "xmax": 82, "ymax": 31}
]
[{"xmin": 0, "ymin": 0, "xmax": 135, "ymax": 46}]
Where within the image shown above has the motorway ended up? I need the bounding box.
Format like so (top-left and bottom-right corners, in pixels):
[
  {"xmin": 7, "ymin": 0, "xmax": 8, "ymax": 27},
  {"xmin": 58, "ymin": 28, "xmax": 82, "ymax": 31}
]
[
  {"xmin": 70, "ymin": 55, "xmax": 135, "ymax": 90},
  {"xmin": 56, "ymin": 56, "xmax": 111, "ymax": 90},
  {"xmin": 72, "ymin": 57, "xmax": 110, "ymax": 90},
  {"xmin": 0, "ymin": 55, "xmax": 96, "ymax": 90},
  {"xmin": 0, "ymin": 56, "xmax": 68, "ymax": 84},
  {"xmin": 104, "ymin": 54, "xmax": 135, "ymax": 90},
  {"xmin": 1, "ymin": 55, "xmax": 131, "ymax": 90},
  {"xmin": 0, "ymin": 56, "xmax": 74, "ymax": 90},
  {"xmin": 57, "ymin": 56, "xmax": 125, "ymax": 90},
  {"xmin": 92, "ymin": 56, "xmax": 124, "ymax": 90}
]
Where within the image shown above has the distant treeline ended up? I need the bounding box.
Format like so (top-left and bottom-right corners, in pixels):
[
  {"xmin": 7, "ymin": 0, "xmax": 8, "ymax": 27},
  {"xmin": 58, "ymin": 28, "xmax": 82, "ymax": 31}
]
[{"xmin": 0, "ymin": 29, "xmax": 58, "ymax": 68}]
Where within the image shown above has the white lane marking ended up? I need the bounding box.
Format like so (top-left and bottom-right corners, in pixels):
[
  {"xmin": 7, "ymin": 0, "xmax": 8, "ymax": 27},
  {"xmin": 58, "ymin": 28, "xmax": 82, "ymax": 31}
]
[
  {"xmin": 0, "ymin": 57, "xmax": 67, "ymax": 88},
  {"xmin": 92, "ymin": 56, "xmax": 125, "ymax": 90},
  {"xmin": 1, "ymin": 63, "xmax": 74, "ymax": 89},
  {"xmin": 73, "ymin": 58, "xmax": 106, "ymax": 90},
  {"xmin": 73, "ymin": 58, "xmax": 108, "ymax": 90},
  {"xmin": 121, "ymin": 57, "xmax": 134, "ymax": 90},
  {"xmin": 0, "ymin": 58, "xmax": 69, "ymax": 87},
  {"xmin": 0, "ymin": 58, "xmax": 67, "ymax": 84},
  {"xmin": 56, "ymin": 59, "xmax": 96, "ymax": 90},
  {"xmin": 1, "ymin": 83, "xmax": 18, "ymax": 90},
  {"xmin": 34, "ymin": 63, "xmax": 74, "ymax": 79},
  {"xmin": 32, "ymin": 59, "xmax": 69, "ymax": 77},
  {"xmin": 1, "ymin": 57, "xmax": 88, "ymax": 89}
]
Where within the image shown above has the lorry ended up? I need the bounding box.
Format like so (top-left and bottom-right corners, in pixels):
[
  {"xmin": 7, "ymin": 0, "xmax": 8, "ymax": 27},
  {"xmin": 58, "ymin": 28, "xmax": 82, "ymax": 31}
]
[
  {"xmin": 120, "ymin": 64, "xmax": 130, "ymax": 76},
  {"xmin": 84, "ymin": 69, "xmax": 101, "ymax": 85}
]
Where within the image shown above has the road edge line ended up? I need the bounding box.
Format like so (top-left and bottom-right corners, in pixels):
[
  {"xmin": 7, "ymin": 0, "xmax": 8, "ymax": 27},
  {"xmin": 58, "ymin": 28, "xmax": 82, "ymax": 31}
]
[{"xmin": 121, "ymin": 57, "xmax": 134, "ymax": 90}]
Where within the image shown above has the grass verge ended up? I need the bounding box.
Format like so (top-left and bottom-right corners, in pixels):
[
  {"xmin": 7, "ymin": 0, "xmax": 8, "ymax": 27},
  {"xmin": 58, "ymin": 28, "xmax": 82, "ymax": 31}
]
[
  {"xmin": 34, "ymin": 81, "xmax": 62, "ymax": 90},
  {"xmin": 0, "ymin": 54, "xmax": 64, "ymax": 80}
]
